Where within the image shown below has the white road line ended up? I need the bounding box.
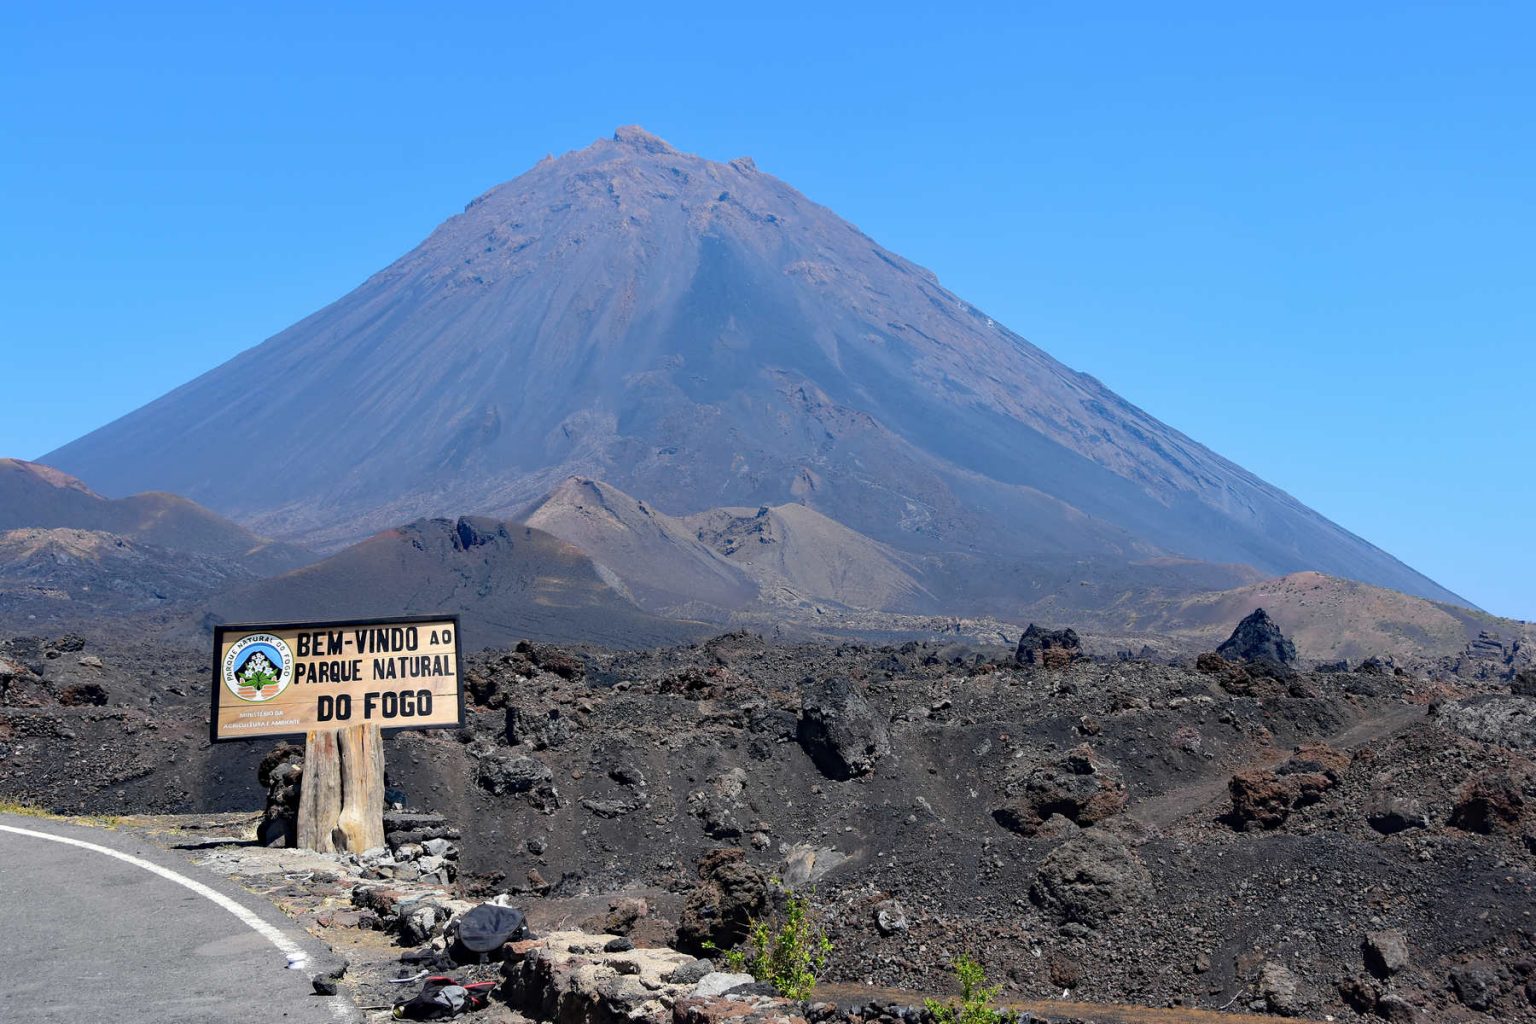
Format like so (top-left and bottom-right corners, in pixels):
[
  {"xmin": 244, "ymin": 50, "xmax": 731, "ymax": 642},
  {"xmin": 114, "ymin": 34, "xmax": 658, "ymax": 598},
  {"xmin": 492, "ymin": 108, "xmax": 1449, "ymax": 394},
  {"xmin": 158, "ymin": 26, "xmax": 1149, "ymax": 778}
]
[{"xmin": 0, "ymin": 822, "xmax": 308, "ymax": 969}]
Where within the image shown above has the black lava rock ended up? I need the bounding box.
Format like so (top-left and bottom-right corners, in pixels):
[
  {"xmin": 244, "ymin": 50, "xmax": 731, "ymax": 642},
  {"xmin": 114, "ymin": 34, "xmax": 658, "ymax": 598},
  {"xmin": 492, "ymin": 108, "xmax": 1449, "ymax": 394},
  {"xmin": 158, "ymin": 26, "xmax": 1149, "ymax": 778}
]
[
  {"xmin": 1015, "ymin": 624, "xmax": 1082, "ymax": 667},
  {"xmin": 1217, "ymin": 608, "xmax": 1297, "ymax": 667},
  {"xmin": 796, "ymin": 675, "xmax": 891, "ymax": 779}
]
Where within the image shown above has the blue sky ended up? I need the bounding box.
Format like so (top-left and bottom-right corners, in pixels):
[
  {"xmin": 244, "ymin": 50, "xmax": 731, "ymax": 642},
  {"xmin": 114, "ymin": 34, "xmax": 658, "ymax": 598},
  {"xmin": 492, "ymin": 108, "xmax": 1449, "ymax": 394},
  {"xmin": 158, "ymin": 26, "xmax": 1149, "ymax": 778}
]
[{"xmin": 2, "ymin": 3, "xmax": 1532, "ymax": 618}]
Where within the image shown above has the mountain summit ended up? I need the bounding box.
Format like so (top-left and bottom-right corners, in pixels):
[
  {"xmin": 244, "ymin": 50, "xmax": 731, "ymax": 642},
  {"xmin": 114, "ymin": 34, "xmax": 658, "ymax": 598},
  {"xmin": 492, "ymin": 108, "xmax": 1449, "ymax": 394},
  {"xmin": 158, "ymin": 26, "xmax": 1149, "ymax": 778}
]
[{"xmin": 46, "ymin": 128, "xmax": 1464, "ymax": 607}]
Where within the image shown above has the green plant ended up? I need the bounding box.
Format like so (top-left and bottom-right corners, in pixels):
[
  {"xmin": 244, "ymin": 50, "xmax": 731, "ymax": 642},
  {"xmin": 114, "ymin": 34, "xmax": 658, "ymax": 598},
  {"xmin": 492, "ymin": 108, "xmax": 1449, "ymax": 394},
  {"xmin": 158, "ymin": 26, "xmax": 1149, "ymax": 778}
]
[
  {"xmin": 244, "ymin": 669, "xmax": 275, "ymax": 692},
  {"xmin": 925, "ymin": 955, "xmax": 1008, "ymax": 1024},
  {"xmin": 722, "ymin": 887, "xmax": 833, "ymax": 1000}
]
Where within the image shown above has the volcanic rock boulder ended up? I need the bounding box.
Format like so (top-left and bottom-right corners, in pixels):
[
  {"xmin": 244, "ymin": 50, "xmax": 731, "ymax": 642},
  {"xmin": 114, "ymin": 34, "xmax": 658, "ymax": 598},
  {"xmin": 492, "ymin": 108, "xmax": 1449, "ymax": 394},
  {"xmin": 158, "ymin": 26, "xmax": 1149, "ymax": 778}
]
[
  {"xmin": 466, "ymin": 648, "xmax": 537, "ymax": 708},
  {"xmin": 0, "ymin": 641, "xmax": 49, "ymax": 707},
  {"xmin": 1194, "ymin": 651, "xmax": 1230, "ymax": 674},
  {"xmin": 56, "ymin": 682, "xmax": 108, "ymax": 706},
  {"xmin": 1450, "ymin": 963, "xmax": 1501, "ymax": 1011},
  {"xmin": 874, "ymin": 899, "xmax": 908, "ymax": 935},
  {"xmin": 1256, "ymin": 961, "xmax": 1310, "ymax": 1017},
  {"xmin": 506, "ymin": 706, "xmax": 575, "ymax": 750},
  {"xmin": 515, "ymin": 640, "xmax": 586, "ymax": 682},
  {"xmin": 1216, "ymin": 608, "xmax": 1297, "ymax": 669},
  {"xmin": 676, "ymin": 849, "xmax": 772, "ymax": 955},
  {"xmin": 256, "ymin": 743, "xmax": 304, "ymax": 847},
  {"xmin": 778, "ymin": 845, "xmax": 850, "ymax": 888},
  {"xmin": 688, "ymin": 767, "xmax": 752, "ymax": 838},
  {"xmin": 1364, "ymin": 929, "xmax": 1410, "ymax": 978},
  {"xmin": 1375, "ymin": 995, "xmax": 1419, "ymax": 1023},
  {"xmin": 1029, "ymin": 832, "xmax": 1151, "ymax": 928},
  {"xmin": 994, "ymin": 744, "xmax": 1126, "ymax": 836},
  {"xmin": 796, "ymin": 675, "xmax": 891, "ymax": 780},
  {"xmin": 1449, "ymin": 771, "xmax": 1527, "ymax": 834},
  {"xmin": 1228, "ymin": 770, "xmax": 1298, "ymax": 830},
  {"xmin": 475, "ymin": 753, "xmax": 562, "ymax": 812},
  {"xmin": 1337, "ymin": 976, "xmax": 1380, "ymax": 1016},
  {"xmin": 1364, "ymin": 784, "xmax": 1430, "ymax": 835},
  {"xmin": 580, "ymin": 897, "xmax": 650, "ymax": 936},
  {"xmin": 1228, "ymin": 744, "xmax": 1348, "ymax": 830},
  {"xmin": 1434, "ymin": 695, "xmax": 1536, "ymax": 750},
  {"xmin": 1015, "ymin": 625, "xmax": 1082, "ymax": 668}
]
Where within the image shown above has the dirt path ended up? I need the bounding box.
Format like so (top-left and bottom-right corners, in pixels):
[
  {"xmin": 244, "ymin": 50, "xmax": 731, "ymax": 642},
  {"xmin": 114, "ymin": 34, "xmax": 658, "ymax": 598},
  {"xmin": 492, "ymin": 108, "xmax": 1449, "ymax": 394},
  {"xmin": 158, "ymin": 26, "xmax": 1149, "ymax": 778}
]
[
  {"xmin": 1127, "ymin": 700, "xmax": 1426, "ymax": 828},
  {"xmin": 819, "ymin": 982, "xmax": 1288, "ymax": 1023}
]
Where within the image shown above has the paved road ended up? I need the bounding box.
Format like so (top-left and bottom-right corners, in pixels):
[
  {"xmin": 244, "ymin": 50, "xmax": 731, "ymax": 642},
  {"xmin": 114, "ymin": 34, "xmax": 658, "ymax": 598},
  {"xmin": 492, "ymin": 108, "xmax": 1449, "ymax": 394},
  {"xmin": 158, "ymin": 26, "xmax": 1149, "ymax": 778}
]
[{"xmin": 0, "ymin": 814, "xmax": 357, "ymax": 1023}]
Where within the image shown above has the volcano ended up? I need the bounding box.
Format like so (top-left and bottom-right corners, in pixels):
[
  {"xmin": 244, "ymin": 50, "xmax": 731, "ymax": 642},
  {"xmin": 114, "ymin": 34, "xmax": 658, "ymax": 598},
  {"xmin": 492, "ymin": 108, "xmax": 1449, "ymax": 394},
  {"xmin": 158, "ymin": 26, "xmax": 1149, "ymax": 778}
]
[{"xmin": 45, "ymin": 127, "xmax": 1464, "ymax": 608}]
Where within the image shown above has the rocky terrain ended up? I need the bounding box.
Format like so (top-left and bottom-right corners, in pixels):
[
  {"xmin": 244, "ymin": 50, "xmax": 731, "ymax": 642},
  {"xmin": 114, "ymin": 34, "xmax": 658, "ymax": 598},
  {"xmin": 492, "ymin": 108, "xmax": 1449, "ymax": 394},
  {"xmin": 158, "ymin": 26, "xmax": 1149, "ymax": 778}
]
[{"xmin": 4, "ymin": 612, "xmax": 1534, "ymax": 1021}]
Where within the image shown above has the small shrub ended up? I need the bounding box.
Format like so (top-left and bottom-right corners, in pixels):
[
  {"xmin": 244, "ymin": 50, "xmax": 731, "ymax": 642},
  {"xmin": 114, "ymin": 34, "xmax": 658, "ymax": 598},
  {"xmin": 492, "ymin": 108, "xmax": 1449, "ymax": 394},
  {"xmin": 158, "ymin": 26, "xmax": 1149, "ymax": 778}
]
[
  {"xmin": 0, "ymin": 797, "xmax": 51, "ymax": 818},
  {"xmin": 721, "ymin": 887, "xmax": 832, "ymax": 1000},
  {"xmin": 0, "ymin": 798, "xmax": 118, "ymax": 828},
  {"xmin": 925, "ymin": 955, "xmax": 1008, "ymax": 1024}
]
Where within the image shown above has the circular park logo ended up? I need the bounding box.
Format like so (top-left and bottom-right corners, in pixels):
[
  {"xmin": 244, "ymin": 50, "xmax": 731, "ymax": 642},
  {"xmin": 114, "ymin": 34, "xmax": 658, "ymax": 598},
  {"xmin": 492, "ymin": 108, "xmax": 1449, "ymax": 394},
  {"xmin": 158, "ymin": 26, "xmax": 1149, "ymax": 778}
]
[{"xmin": 222, "ymin": 633, "xmax": 294, "ymax": 703}]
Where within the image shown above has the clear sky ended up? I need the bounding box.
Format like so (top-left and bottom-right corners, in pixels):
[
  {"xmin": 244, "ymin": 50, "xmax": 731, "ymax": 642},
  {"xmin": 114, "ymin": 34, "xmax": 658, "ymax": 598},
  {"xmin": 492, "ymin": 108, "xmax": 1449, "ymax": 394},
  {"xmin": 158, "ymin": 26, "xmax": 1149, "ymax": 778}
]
[{"xmin": 2, "ymin": 3, "xmax": 1532, "ymax": 619}]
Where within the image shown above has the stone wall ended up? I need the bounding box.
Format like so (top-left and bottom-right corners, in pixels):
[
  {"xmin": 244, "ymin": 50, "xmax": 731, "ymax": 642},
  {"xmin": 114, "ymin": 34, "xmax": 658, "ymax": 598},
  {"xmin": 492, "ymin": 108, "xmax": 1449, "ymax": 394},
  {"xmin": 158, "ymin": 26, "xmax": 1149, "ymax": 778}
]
[{"xmin": 500, "ymin": 931, "xmax": 806, "ymax": 1024}]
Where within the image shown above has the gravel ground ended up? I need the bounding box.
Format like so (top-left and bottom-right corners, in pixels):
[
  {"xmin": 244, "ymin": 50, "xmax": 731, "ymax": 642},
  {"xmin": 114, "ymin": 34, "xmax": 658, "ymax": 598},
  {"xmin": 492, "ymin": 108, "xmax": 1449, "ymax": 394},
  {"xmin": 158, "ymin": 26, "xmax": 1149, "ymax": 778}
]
[{"xmin": 4, "ymin": 630, "xmax": 1535, "ymax": 1021}]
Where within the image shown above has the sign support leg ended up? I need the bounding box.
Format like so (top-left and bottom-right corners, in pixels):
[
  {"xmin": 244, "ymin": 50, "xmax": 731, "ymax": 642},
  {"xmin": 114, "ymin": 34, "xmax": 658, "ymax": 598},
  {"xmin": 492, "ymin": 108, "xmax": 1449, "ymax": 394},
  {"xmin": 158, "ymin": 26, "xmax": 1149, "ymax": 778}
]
[
  {"xmin": 335, "ymin": 722, "xmax": 386, "ymax": 852},
  {"xmin": 296, "ymin": 723, "xmax": 384, "ymax": 853}
]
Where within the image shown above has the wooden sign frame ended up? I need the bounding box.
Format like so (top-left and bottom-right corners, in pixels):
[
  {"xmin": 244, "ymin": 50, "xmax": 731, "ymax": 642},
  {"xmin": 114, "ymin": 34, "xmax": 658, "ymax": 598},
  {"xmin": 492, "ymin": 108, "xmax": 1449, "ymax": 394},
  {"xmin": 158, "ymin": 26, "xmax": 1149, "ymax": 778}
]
[{"xmin": 208, "ymin": 614, "xmax": 466, "ymax": 745}]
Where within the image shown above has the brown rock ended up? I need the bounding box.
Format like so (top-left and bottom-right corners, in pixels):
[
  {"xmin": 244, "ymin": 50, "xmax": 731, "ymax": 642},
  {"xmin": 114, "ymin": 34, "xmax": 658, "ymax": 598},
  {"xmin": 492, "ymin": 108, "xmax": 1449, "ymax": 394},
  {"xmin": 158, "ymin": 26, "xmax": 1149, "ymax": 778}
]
[
  {"xmin": 1337, "ymin": 975, "xmax": 1378, "ymax": 1013},
  {"xmin": 1228, "ymin": 745, "xmax": 1346, "ymax": 830},
  {"xmin": 1229, "ymin": 769, "xmax": 1297, "ymax": 830},
  {"xmin": 993, "ymin": 744, "xmax": 1126, "ymax": 836},
  {"xmin": 583, "ymin": 897, "xmax": 650, "ymax": 935},
  {"xmin": 56, "ymin": 682, "xmax": 108, "ymax": 706},
  {"xmin": 676, "ymin": 849, "xmax": 771, "ymax": 955},
  {"xmin": 1195, "ymin": 651, "xmax": 1229, "ymax": 674},
  {"xmin": 1015, "ymin": 624, "xmax": 1082, "ymax": 667}
]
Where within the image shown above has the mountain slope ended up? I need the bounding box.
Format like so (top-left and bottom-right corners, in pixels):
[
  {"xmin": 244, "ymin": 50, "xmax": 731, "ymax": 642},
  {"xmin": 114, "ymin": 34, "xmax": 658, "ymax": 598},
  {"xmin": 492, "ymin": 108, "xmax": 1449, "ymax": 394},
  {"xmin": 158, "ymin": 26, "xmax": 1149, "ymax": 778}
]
[
  {"xmin": 521, "ymin": 477, "xmax": 757, "ymax": 617},
  {"xmin": 45, "ymin": 128, "xmax": 1463, "ymax": 607},
  {"xmin": 523, "ymin": 476, "xmax": 938, "ymax": 617},
  {"xmin": 0, "ymin": 459, "xmax": 310, "ymax": 575},
  {"xmin": 1131, "ymin": 570, "xmax": 1535, "ymax": 667},
  {"xmin": 208, "ymin": 516, "xmax": 701, "ymax": 649},
  {"xmin": 685, "ymin": 502, "xmax": 937, "ymax": 613},
  {"xmin": 0, "ymin": 527, "xmax": 267, "ymax": 628}
]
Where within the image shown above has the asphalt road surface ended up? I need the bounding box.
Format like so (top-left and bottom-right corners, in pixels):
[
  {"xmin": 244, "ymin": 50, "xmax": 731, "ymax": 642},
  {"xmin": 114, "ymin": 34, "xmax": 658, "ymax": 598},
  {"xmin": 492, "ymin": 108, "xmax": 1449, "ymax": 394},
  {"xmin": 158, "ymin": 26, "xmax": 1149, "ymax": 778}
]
[{"xmin": 0, "ymin": 813, "xmax": 357, "ymax": 1023}]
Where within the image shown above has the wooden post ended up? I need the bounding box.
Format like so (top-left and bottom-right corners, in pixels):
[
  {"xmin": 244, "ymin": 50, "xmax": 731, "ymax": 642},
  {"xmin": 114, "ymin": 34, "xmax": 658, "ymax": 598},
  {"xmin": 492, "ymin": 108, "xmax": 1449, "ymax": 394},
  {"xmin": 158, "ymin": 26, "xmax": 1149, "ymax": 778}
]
[
  {"xmin": 296, "ymin": 730, "xmax": 341, "ymax": 852},
  {"xmin": 296, "ymin": 723, "xmax": 384, "ymax": 853},
  {"xmin": 335, "ymin": 722, "xmax": 386, "ymax": 852}
]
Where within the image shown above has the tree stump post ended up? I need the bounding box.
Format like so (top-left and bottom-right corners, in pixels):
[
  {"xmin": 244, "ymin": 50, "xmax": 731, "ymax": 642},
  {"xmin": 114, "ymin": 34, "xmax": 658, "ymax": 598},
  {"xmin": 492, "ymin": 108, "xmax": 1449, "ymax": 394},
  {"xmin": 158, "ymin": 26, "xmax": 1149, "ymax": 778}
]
[{"xmin": 296, "ymin": 723, "xmax": 384, "ymax": 853}]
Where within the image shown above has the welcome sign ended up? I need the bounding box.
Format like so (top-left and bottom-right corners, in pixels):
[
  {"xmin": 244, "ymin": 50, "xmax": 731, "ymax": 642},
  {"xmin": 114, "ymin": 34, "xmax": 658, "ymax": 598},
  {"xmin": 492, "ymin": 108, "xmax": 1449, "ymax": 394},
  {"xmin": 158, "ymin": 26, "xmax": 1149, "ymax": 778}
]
[{"xmin": 210, "ymin": 615, "xmax": 464, "ymax": 742}]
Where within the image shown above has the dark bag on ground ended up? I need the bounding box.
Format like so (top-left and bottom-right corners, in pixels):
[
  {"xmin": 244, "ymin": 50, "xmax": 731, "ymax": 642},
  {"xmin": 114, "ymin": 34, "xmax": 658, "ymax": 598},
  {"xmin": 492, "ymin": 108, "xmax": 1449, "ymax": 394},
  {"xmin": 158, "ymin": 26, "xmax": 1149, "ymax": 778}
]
[
  {"xmin": 392, "ymin": 975, "xmax": 495, "ymax": 1020},
  {"xmin": 449, "ymin": 904, "xmax": 528, "ymax": 964}
]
